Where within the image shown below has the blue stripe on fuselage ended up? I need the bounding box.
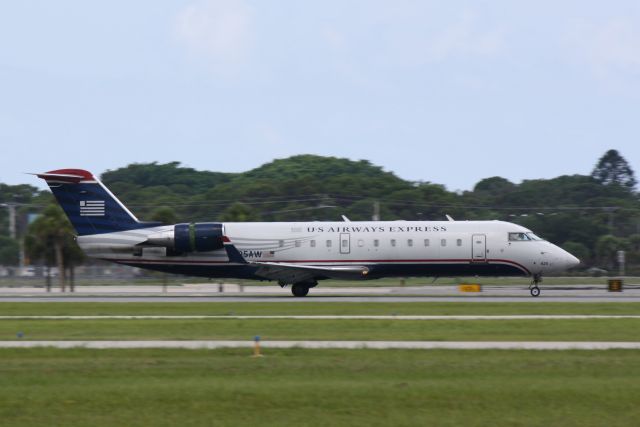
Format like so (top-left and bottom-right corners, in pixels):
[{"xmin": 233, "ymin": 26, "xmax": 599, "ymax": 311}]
[{"xmin": 113, "ymin": 261, "xmax": 528, "ymax": 280}]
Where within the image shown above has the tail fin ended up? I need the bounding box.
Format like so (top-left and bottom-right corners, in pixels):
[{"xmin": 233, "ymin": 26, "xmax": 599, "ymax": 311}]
[{"xmin": 35, "ymin": 169, "xmax": 154, "ymax": 236}]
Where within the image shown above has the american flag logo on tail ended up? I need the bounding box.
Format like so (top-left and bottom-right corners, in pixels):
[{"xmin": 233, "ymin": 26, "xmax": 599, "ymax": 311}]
[{"xmin": 80, "ymin": 200, "xmax": 105, "ymax": 216}]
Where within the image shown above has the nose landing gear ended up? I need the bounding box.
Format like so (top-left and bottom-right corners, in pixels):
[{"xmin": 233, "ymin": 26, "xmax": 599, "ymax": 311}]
[{"xmin": 529, "ymin": 274, "xmax": 542, "ymax": 297}]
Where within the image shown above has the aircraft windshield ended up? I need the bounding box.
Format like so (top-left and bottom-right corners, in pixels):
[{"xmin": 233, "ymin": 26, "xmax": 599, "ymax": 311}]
[
  {"xmin": 509, "ymin": 232, "xmax": 531, "ymax": 241},
  {"xmin": 508, "ymin": 232, "xmax": 545, "ymax": 241}
]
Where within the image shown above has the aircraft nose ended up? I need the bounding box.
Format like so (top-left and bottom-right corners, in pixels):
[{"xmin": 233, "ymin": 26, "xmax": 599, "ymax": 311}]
[{"xmin": 563, "ymin": 253, "xmax": 580, "ymax": 269}]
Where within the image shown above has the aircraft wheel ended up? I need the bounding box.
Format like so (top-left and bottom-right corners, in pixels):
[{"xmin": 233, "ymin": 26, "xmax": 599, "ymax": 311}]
[
  {"xmin": 291, "ymin": 283, "xmax": 309, "ymax": 297},
  {"xmin": 530, "ymin": 286, "xmax": 540, "ymax": 297}
]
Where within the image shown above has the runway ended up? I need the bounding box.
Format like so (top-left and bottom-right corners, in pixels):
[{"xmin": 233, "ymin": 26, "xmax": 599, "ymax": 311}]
[
  {"xmin": 1, "ymin": 296, "xmax": 639, "ymax": 303},
  {"xmin": 1, "ymin": 283, "xmax": 639, "ymax": 302},
  {"xmin": 2, "ymin": 340, "xmax": 640, "ymax": 350}
]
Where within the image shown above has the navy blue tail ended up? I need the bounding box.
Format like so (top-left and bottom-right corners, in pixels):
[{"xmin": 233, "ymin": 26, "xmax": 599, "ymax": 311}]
[{"xmin": 37, "ymin": 169, "xmax": 156, "ymax": 236}]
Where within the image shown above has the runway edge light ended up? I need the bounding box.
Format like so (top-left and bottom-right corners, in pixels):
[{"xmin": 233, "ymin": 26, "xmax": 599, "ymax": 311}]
[{"xmin": 252, "ymin": 335, "xmax": 264, "ymax": 358}]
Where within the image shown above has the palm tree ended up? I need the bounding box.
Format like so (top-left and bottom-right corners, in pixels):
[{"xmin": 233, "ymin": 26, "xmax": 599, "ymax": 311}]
[{"xmin": 25, "ymin": 204, "xmax": 82, "ymax": 292}]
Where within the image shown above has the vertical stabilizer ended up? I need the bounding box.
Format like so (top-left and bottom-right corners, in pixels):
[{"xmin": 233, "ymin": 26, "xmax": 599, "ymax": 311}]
[{"xmin": 36, "ymin": 169, "xmax": 151, "ymax": 236}]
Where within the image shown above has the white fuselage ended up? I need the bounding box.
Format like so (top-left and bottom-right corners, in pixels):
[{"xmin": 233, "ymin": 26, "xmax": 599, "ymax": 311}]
[{"xmin": 77, "ymin": 220, "xmax": 579, "ymax": 279}]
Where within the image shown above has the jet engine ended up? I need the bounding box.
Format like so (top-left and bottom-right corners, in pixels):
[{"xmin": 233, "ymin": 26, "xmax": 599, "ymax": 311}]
[{"xmin": 146, "ymin": 223, "xmax": 224, "ymax": 253}]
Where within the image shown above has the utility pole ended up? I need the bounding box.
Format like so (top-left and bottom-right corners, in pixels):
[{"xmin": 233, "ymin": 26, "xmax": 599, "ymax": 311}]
[
  {"xmin": 617, "ymin": 250, "xmax": 625, "ymax": 277},
  {"xmin": 1, "ymin": 203, "xmax": 17, "ymax": 239},
  {"xmin": 2, "ymin": 202, "xmax": 25, "ymax": 268}
]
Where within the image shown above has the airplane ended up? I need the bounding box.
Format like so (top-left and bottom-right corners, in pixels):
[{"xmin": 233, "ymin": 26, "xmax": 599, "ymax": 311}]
[{"xmin": 35, "ymin": 168, "xmax": 580, "ymax": 297}]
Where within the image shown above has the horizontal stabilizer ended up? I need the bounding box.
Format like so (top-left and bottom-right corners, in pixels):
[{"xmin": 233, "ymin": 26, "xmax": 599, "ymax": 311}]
[{"xmin": 31, "ymin": 169, "xmax": 97, "ymax": 184}]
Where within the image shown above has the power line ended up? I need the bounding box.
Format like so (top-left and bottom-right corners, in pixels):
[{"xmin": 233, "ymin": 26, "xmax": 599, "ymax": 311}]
[{"xmin": 6, "ymin": 193, "xmax": 640, "ymax": 212}]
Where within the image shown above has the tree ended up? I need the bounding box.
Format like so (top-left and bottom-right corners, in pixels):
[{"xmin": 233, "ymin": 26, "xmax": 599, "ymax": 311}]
[
  {"xmin": 591, "ymin": 149, "xmax": 637, "ymax": 190},
  {"xmin": 150, "ymin": 206, "xmax": 178, "ymax": 225},
  {"xmin": 629, "ymin": 234, "xmax": 640, "ymax": 252},
  {"xmin": 561, "ymin": 241, "xmax": 589, "ymax": 265},
  {"xmin": 0, "ymin": 236, "xmax": 19, "ymax": 265},
  {"xmin": 24, "ymin": 204, "xmax": 79, "ymax": 291},
  {"xmin": 220, "ymin": 203, "xmax": 260, "ymax": 222},
  {"xmin": 595, "ymin": 235, "xmax": 629, "ymax": 269},
  {"xmin": 473, "ymin": 176, "xmax": 516, "ymax": 195}
]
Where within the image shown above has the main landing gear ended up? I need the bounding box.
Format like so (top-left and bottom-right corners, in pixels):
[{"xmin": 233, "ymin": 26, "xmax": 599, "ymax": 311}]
[
  {"xmin": 292, "ymin": 283, "xmax": 309, "ymax": 297},
  {"xmin": 529, "ymin": 274, "xmax": 542, "ymax": 297},
  {"xmin": 280, "ymin": 280, "xmax": 318, "ymax": 297}
]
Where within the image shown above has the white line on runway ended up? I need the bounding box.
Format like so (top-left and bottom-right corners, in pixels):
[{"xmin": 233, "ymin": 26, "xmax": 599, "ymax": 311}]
[
  {"xmin": 1, "ymin": 315, "xmax": 640, "ymax": 320},
  {"xmin": 1, "ymin": 340, "xmax": 640, "ymax": 350}
]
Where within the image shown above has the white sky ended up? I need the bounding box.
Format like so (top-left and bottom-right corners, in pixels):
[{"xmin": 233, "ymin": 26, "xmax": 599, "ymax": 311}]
[{"xmin": 1, "ymin": 0, "xmax": 639, "ymax": 191}]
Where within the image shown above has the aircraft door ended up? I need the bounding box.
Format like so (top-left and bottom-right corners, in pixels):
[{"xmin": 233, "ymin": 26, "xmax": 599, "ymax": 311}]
[
  {"xmin": 340, "ymin": 233, "xmax": 351, "ymax": 254},
  {"xmin": 472, "ymin": 234, "xmax": 487, "ymax": 262}
]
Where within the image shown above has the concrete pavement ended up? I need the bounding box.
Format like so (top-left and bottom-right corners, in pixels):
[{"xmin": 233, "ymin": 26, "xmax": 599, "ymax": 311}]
[{"xmin": 2, "ymin": 340, "xmax": 640, "ymax": 350}]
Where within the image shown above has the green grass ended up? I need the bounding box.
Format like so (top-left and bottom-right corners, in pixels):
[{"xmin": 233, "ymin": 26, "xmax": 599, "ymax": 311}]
[
  {"xmin": 2, "ymin": 318, "xmax": 640, "ymax": 341},
  {"xmin": 2, "ymin": 302, "xmax": 639, "ymax": 426},
  {"xmin": 2, "ymin": 302, "xmax": 640, "ymax": 341},
  {"xmin": 1, "ymin": 348, "xmax": 640, "ymax": 427},
  {"xmin": 2, "ymin": 301, "xmax": 640, "ymax": 316}
]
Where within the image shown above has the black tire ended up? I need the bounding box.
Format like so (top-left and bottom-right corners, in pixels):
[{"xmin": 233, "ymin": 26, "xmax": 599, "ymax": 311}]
[
  {"xmin": 292, "ymin": 283, "xmax": 309, "ymax": 297},
  {"xmin": 530, "ymin": 286, "xmax": 540, "ymax": 297}
]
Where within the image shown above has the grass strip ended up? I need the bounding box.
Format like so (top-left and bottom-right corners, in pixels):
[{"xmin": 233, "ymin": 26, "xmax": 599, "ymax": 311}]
[
  {"xmin": 1, "ymin": 318, "xmax": 640, "ymax": 341},
  {"xmin": 1, "ymin": 348, "xmax": 640, "ymax": 427},
  {"xmin": 1, "ymin": 301, "xmax": 640, "ymax": 316}
]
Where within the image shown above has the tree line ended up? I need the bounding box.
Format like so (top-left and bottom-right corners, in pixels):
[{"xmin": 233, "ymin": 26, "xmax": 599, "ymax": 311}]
[{"xmin": 1, "ymin": 149, "xmax": 639, "ymax": 284}]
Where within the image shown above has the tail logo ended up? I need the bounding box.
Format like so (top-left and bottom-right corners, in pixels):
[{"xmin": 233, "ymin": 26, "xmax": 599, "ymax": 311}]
[{"xmin": 79, "ymin": 200, "xmax": 105, "ymax": 216}]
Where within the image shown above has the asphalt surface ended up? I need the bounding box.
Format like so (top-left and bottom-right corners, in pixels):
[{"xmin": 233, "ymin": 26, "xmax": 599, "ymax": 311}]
[
  {"xmin": 1, "ymin": 296, "xmax": 639, "ymax": 302},
  {"xmin": 2, "ymin": 340, "xmax": 640, "ymax": 350},
  {"xmin": 1, "ymin": 283, "xmax": 639, "ymax": 302}
]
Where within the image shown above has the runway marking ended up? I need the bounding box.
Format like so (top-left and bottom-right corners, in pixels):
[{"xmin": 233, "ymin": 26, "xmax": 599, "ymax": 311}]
[
  {"xmin": 1, "ymin": 315, "xmax": 640, "ymax": 320},
  {"xmin": 1, "ymin": 340, "xmax": 640, "ymax": 350}
]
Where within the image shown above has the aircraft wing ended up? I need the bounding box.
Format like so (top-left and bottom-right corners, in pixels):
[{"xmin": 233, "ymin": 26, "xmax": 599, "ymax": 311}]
[
  {"xmin": 224, "ymin": 241, "xmax": 369, "ymax": 282},
  {"xmin": 250, "ymin": 261, "xmax": 369, "ymax": 283}
]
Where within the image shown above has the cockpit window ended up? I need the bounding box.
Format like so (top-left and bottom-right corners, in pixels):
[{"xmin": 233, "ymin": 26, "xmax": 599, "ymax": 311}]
[
  {"xmin": 508, "ymin": 232, "xmax": 531, "ymax": 241},
  {"xmin": 526, "ymin": 232, "xmax": 544, "ymax": 241}
]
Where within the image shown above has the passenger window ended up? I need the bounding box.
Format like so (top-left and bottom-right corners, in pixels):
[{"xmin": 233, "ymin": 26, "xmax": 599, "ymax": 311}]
[
  {"xmin": 456, "ymin": 239, "xmax": 462, "ymax": 247},
  {"xmin": 295, "ymin": 240, "xmax": 301, "ymax": 248},
  {"xmin": 424, "ymin": 239, "xmax": 430, "ymax": 247},
  {"xmin": 278, "ymin": 240, "xmax": 284, "ymax": 247},
  {"xmin": 391, "ymin": 239, "xmax": 396, "ymax": 247},
  {"xmin": 326, "ymin": 240, "xmax": 332, "ymax": 248},
  {"xmin": 407, "ymin": 239, "xmax": 413, "ymax": 247},
  {"xmin": 310, "ymin": 240, "xmax": 316, "ymax": 248},
  {"xmin": 357, "ymin": 239, "xmax": 364, "ymax": 247},
  {"xmin": 374, "ymin": 239, "xmax": 379, "ymax": 247},
  {"xmin": 441, "ymin": 239, "xmax": 447, "ymax": 247},
  {"xmin": 342, "ymin": 239, "xmax": 348, "ymax": 247}
]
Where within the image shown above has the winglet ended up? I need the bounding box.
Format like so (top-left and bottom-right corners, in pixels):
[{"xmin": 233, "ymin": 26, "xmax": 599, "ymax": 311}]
[{"xmin": 224, "ymin": 240, "xmax": 247, "ymax": 264}]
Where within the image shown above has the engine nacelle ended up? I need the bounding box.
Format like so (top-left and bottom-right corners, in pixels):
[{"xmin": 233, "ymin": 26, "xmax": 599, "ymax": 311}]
[{"xmin": 146, "ymin": 223, "xmax": 224, "ymax": 253}]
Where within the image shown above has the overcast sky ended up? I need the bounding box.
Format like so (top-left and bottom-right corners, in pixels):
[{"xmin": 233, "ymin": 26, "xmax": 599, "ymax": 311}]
[{"xmin": 1, "ymin": 1, "xmax": 639, "ymax": 191}]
